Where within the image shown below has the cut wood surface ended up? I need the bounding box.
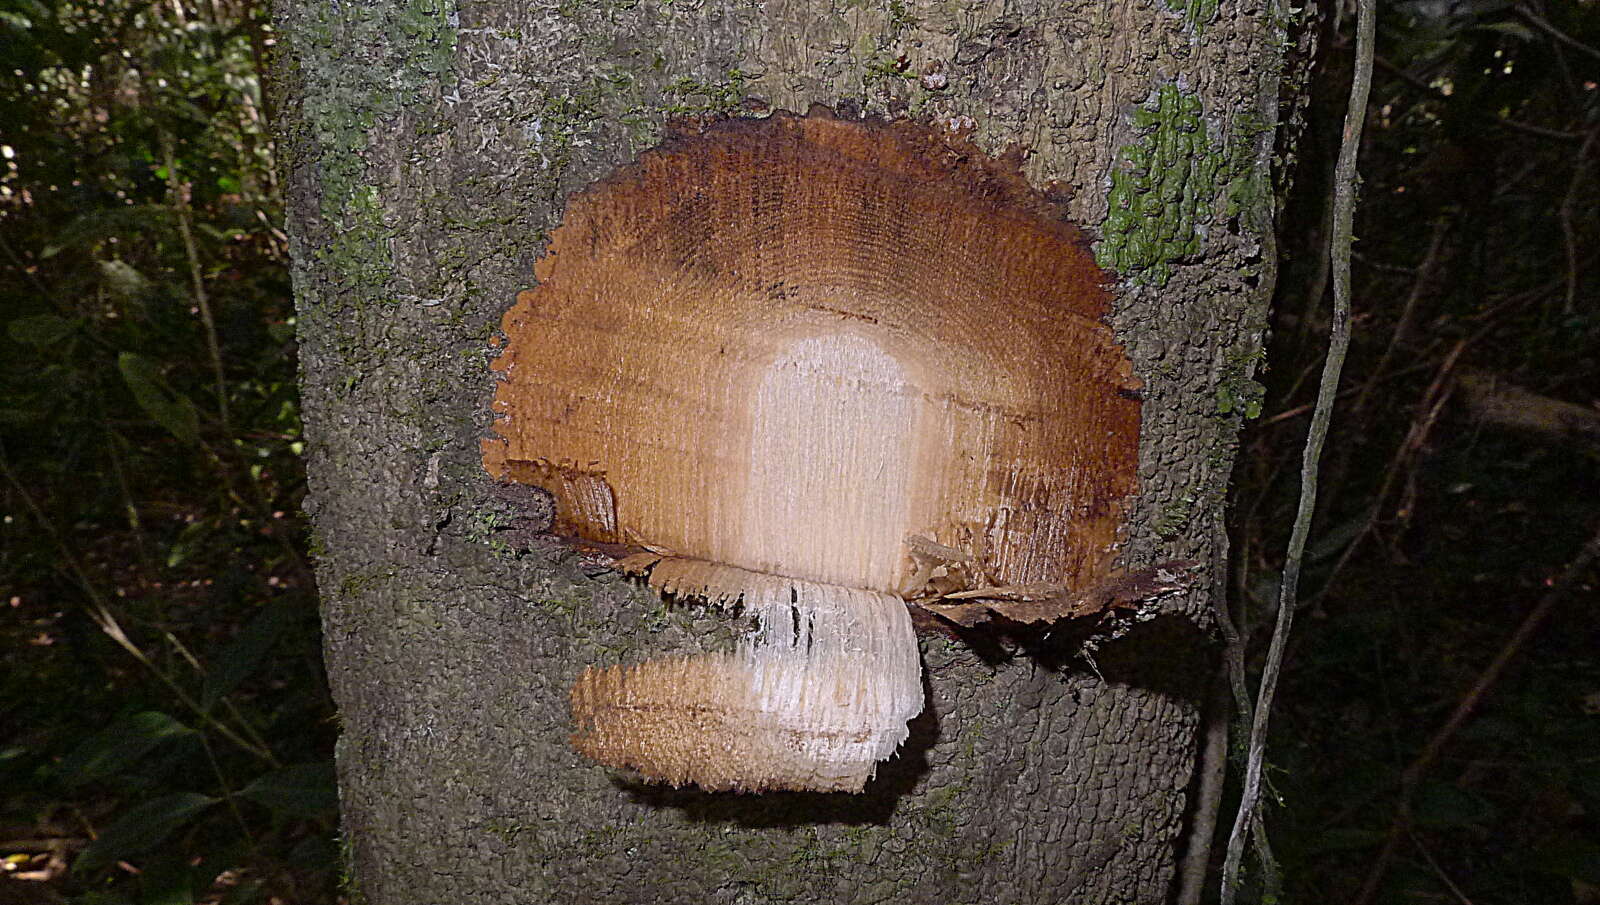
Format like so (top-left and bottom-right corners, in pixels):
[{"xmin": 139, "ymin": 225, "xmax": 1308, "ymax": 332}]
[
  {"xmin": 483, "ymin": 110, "xmax": 1141, "ymax": 593},
  {"xmin": 572, "ymin": 563, "xmax": 921, "ymax": 792},
  {"xmin": 483, "ymin": 110, "xmax": 1141, "ymax": 792}
]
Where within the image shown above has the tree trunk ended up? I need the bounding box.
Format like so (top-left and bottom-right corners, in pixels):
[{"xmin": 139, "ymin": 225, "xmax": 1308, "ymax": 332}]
[{"xmin": 273, "ymin": 0, "xmax": 1289, "ymax": 899}]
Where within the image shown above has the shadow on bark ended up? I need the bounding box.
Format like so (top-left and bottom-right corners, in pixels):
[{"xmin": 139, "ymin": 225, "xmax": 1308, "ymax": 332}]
[
  {"xmin": 1057, "ymin": 612, "xmax": 1216, "ymax": 707},
  {"xmin": 934, "ymin": 610, "xmax": 1216, "ymax": 708},
  {"xmin": 605, "ymin": 611, "xmax": 1212, "ymax": 826}
]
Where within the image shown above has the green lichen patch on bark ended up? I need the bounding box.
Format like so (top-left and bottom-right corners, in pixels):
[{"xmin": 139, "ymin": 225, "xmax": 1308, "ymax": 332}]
[
  {"xmin": 1214, "ymin": 344, "xmax": 1268, "ymax": 420},
  {"xmin": 1097, "ymin": 84, "xmax": 1224, "ymax": 288},
  {"xmin": 1164, "ymin": 0, "xmax": 1218, "ymax": 33},
  {"xmin": 284, "ymin": 0, "xmax": 458, "ymax": 307}
]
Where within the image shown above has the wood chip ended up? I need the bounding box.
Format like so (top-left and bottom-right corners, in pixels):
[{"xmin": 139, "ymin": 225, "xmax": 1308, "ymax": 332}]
[{"xmin": 919, "ymin": 561, "xmax": 1197, "ymax": 628}]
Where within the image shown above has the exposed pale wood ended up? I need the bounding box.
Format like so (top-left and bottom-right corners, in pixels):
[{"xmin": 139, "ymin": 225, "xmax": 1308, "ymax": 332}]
[
  {"xmin": 484, "ymin": 111, "xmax": 1141, "ymax": 593},
  {"xmin": 572, "ymin": 563, "xmax": 921, "ymax": 792},
  {"xmin": 485, "ymin": 111, "xmax": 1140, "ymax": 791}
]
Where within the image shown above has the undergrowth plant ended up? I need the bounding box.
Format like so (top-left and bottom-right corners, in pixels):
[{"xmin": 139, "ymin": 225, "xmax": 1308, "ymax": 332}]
[{"xmin": 1, "ymin": 0, "xmax": 337, "ymax": 900}]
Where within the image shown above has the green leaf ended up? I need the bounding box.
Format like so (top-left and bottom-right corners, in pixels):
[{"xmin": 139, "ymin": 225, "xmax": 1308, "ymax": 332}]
[
  {"xmin": 46, "ymin": 206, "xmax": 170, "ymax": 255},
  {"xmin": 165, "ymin": 518, "xmax": 209, "ymax": 569},
  {"xmin": 7, "ymin": 313, "xmax": 74, "ymax": 347},
  {"xmin": 219, "ymin": 878, "xmax": 267, "ymax": 905},
  {"xmin": 201, "ymin": 600, "xmax": 293, "ymax": 712},
  {"xmin": 239, "ymin": 762, "xmax": 337, "ymax": 818},
  {"xmin": 73, "ymin": 793, "xmax": 218, "ymax": 875},
  {"xmin": 1476, "ymin": 21, "xmax": 1536, "ymax": 41},
  {"xmin": 1308, "ymin": 509, "xmax": 1376, "ymax": 562},
  {"xmin": 57, "ymin": 711, "xmax": 196, "ymax": 788},
  {"xmin": 137, "ymin": 854, "xmax": 195, "ymax": 905},
  {"xmin": 117, "ymin": 351, "xmax": 201, "ymax": 444},
  {"xmin": 288, "ymin": 833, "xmax": 339, "ymax": 872},
  {"xmin": 97, "ymin": 259, "xmax": 151, "ymax": 298}
]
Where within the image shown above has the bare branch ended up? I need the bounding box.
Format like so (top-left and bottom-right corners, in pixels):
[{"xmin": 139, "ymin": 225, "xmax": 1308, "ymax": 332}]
[{"xmin": 1220, "ymin": 0, "xmax": 1375, "ymax": 899}]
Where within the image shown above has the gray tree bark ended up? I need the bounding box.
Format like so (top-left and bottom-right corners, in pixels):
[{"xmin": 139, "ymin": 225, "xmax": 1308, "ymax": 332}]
[{"xmin": 273, "ymin": 0, "xmax": 1290, "ymax": 900}]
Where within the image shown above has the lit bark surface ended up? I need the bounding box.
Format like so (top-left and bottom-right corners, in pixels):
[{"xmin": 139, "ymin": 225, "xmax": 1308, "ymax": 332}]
[{"xmin": 276, "ymin": 0, "xmax": 1288, "ymax": 897}]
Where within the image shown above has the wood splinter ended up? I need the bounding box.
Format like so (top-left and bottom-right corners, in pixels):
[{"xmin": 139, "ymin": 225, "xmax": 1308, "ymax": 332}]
[
  {"xmin": 916, "ymin": 561, "xmax": 1198, "ymax": 628},
  {"xmin": 482, "ymin": 109, "xmax": 1141, "ymax": 792}
]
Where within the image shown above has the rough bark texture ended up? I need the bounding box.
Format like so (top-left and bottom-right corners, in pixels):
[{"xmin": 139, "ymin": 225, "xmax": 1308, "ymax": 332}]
[{"xmin": 274, "ymin": 0, "xmax": 1287, "ymax": 899}]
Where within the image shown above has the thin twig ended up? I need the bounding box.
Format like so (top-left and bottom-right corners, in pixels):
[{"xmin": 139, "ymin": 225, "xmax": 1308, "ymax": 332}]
[
  {"xmin": 1354, "ymin": 520, "xmax": 1600, "ymax": 904},
  {"xmin": 1308, "ymin": 339, "xmax": 1468, "ymax": 607},
  {"xmin": 1213, "ymin": 519, "xmax": 1254, "ymax": 723},
  {"xmin": 1258, "ymin": 360, "xmax": 1436, "ymax": 426},
  {"xmin": 199, "ymin": 732, "xmax": 257, "ymax": 848},
  {"xmin": 97, "ymin": 375, "xmax": 148, "ymax": 549},
  {"xmin": 161, "ymin": 131, "xmax": 232, "ymax": 437},
  {"xmin": 1177, "ymin": 519, "xmax": 1239, "ymax": 905},
  {"xmin": 165, "ymin": 630, "xmax": 279, "ymax": 758},
  {"xmin": 0, "ymin": 440, "xmax": 277, "ymax": 766},
  {"xmin": 1219, "ymin": 0, "xmax": 1375, "ymax": 900},
  {"xmin": 1408, "ymin": 826, "xmax": 1477, "ymax": 905},
  {"xmin": 1516, "ymin": 3, "xmax": 1600, "ymax": 62},
  {"xmin": 1292, "ymin": 197, "xmax": 1335, "ymax": 357},
  {"xmin": 1251, "ymin": 809, "xmax": 1280, "ymax": 902},
  {"xmin": 1176, "ymin": 682, "xmax": 1229, "ymax": 905},
  {"xmin": 1557, "ymin": 127, "xmax": 1598, "ymax": 315},
  {"xmin": 1350, "ymin": 219, "xmax": 1448, "ymax": 419},
  {"xmin": 1372, "ymin": 55, "xmax": 1583, "ymax": 142}
]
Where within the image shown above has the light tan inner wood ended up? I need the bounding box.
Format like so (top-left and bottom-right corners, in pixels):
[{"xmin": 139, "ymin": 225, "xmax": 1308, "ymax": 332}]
[{"xmin": 484, "ymin": 111, "xmax": 1140, "ymax": 792}]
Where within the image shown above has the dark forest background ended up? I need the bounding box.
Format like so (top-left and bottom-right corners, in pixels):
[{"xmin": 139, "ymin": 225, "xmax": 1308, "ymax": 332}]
[{"xmin": 1, "ymin": 0, "xmax": 1596, "ymax": 902}]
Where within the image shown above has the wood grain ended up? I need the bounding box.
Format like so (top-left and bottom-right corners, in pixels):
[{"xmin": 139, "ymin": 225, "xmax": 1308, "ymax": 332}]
[{"xmin": 483, "ymin": 110, "xmax": 1140, "ymax": 791}]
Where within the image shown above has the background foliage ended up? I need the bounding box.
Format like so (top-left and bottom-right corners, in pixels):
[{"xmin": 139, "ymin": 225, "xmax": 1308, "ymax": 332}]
[
  {"xmin": 1, "ymin": 0, "xmax": 336, "ymax": 900},
  {"xmin": 0, "ymin": 0, "xmax": 1595, "ymax": 902},
  {"xmin": 1237, "ymin": 2, "xmax": 1600, "ymax": 902}
]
